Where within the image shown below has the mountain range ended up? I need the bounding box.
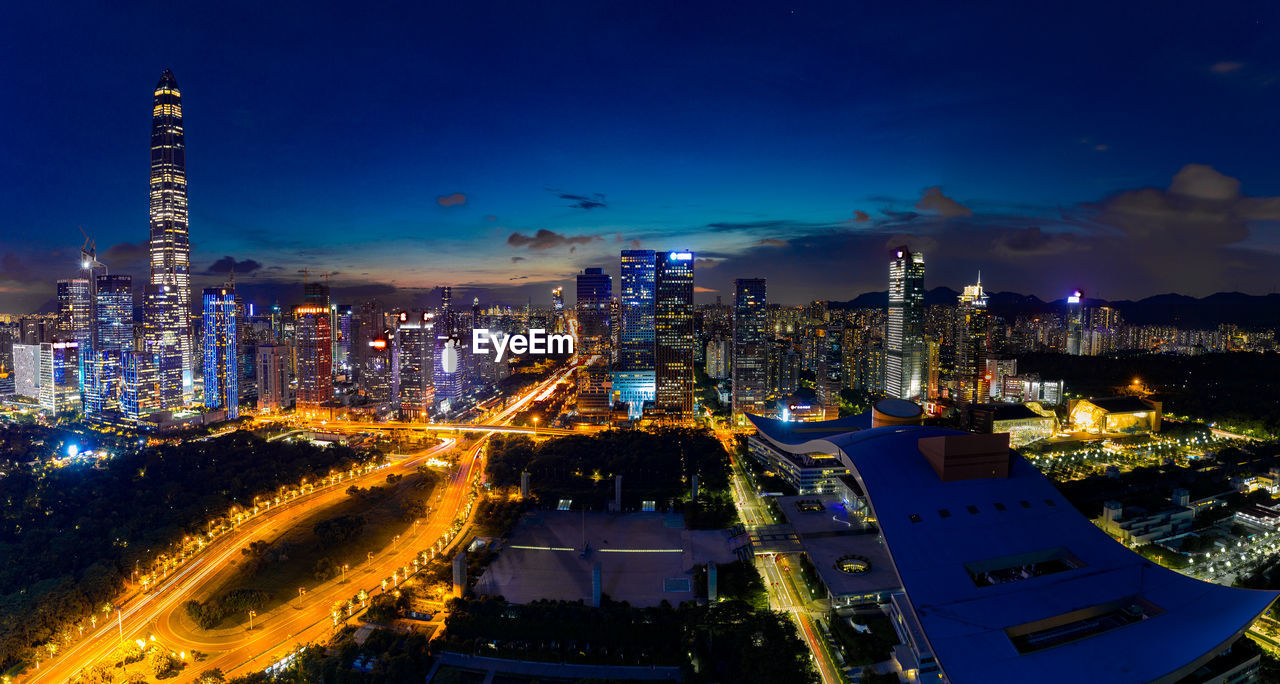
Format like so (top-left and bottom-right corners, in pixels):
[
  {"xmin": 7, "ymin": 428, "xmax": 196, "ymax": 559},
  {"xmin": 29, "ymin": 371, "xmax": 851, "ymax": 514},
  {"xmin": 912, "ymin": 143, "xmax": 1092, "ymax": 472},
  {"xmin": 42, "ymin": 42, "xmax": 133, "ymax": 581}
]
[{"xmin": 832, "ymin": 289, "xmax": 1280, "ymax": 329}]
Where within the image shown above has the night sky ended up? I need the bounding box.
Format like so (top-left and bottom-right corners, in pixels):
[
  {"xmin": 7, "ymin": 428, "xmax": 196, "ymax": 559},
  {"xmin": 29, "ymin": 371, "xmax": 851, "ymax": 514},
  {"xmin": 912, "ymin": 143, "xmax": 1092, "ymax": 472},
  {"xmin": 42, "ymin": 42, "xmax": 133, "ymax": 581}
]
[{"xmin": 3, "ymin": 1, "xmax": 1280, "ymax": 312}]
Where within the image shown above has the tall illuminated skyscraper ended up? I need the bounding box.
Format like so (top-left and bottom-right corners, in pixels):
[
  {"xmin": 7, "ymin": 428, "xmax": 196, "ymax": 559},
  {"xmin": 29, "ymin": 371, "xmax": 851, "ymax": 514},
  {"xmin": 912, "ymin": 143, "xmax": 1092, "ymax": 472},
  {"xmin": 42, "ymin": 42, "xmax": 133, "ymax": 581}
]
[
  {"xmin": 396, "ymin": 311, "xmax": 434, "ymax": 419},
  {"xmin": 654, "ymin": 251, "xmax": 694, "ymax": 420},
  {"xmin": 148, "ymin": 69, "xmax": 194, "ymax": 400},
  {"xmin": 1066, "ymin": 289, "xmax": 1084, "ymax": 355},
  {"xmin": 956, "ymin": 273, "xmax": 990, "ymax": 405},
  {"xmin": 84, "ymin": 275, "xmax": 132, "ymax": 416},
  {"xmin": 296, "ymin": 283, "xmax": 333, "ymax": 417},
  {"xmin": 575, "ymin": 268, "xmax": 612, "ymax": 354},
  {"xmin": 732, "ymin": 278, "xmax": 768, "ymax": 420},
  {"xmin": 143, "ymin": 284, "xmax": 184, "ymax": 411},
  {"xmin": 613, "ymin": 250, "xmax": 657, "ymax": 418},
  {"xmin": 202, "ymin": 287, "xmax": 238, "ymax": 418},
  {"xmin": 56, "ymin": 278, "xmax": 92, "ymax": 357},
  {"xmin": 885, "ymin": 246, "xmax": 925, "ymax": 401}
]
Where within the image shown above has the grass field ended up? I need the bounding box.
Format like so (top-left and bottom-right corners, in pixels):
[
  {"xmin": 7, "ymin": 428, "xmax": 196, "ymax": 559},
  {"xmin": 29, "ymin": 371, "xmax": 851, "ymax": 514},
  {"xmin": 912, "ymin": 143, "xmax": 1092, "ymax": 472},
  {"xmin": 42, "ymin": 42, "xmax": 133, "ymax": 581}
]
[{"xmin": 194, "ymin": 467, "xmax": 444, "ymax": 628}]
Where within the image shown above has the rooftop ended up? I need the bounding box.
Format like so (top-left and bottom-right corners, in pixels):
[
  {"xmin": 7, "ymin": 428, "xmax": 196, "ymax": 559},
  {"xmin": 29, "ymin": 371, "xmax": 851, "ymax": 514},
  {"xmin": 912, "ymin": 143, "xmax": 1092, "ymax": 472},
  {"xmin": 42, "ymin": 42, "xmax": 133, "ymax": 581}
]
[{"xmin": 745, "ymin": 414, "xmax": 1277, "ymax": 683}]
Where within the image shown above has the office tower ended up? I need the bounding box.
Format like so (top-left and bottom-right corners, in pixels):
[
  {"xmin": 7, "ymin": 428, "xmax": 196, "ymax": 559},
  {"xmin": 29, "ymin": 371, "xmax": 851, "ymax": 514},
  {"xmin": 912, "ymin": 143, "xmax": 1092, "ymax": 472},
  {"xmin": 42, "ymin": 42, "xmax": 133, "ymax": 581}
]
[
  {"xmin": 148, "ymin": 70, "xmax": 194, "ymax": 398},
  {"xmin": 439, "ymin": 286, "xmax": 453, "ymax": 335},
  {"xmin": 202, "ymin": 287, "xmax": 238, "ymax": 418},
  {"xmin": 37, "ymin": 340, "xmax": 80, "ymax": 413},
  {"xmin": 335, "ymin": 305, "xmax": 354, "ymax": 371},
  {"xmin": 143, "ymin": 284, "xmax": 185, "ymax": 410},
  {"xmin": 56, "ymin": 278, "xmax": 92, "ymax": 364},
  {"xmin": 1066, "ymin": 290, "xmax": 1084, "ymax": 355},
  {"xmin": 94, "ymin": 275, "xmax": 133, "ymax": 351},
  {"xmin": 885, "ymin": 247, "xmax": 926, "ymax": 401},
  {"xmin": 83, "ymin": 275, "xmax": 132, "ymax": 416},
  {"xmin": 705, "ymin": 335, "xmax": 729, "ymax": 380},
  {"xmin": 433, "ymin": 334, "xmax": 462, "ymax": 412},
  {"xmin": 732, "ymin": 278, "xmax": 768, "ymax": 418},
  {"xmin": 121, "ymin": 350, "xmax": 160, "ymax": 423},
  {"xmin": 613, "ymin": 250, "xmax": 657, "ymax": 417},
  {"xmin": 619, "ymin": 250, "xmax": 656, "ymax": 370},
  {"xmin": 575, "ymin": 268, "xmax": 612, "ymax": 355},
  {"xmin": 295, "ymin": 283, "xmax": 333, "ymax": 417},
  {"xmin": 396, "ymin": 311, "xmax": 434, "ymax": 419},
  {"xmin": 956, "ymin": 274, "xmax": 990, "ymax": 405},
  {"xmin": 654, "ymin": 251, "xmax": 695, "ymax": 420},
  {"xmin": 256, "ymin": 344, "xmax": 289, "ymax": 413},
  {"xmin": 362, "ymin": 330, "xmax": 395, "ymax": 404},
  {"xmin": 769, "ymin": 341, "xmax": 800, "ymax": 397}
]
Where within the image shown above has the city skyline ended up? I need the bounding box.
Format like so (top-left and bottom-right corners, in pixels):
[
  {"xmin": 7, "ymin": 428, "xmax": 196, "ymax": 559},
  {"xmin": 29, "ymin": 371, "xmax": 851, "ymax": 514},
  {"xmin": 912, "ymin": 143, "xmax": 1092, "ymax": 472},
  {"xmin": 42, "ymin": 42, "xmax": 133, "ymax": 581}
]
[{"xmin": 5, "ymin": 4, "xmax": 1280, "ymax": 313}]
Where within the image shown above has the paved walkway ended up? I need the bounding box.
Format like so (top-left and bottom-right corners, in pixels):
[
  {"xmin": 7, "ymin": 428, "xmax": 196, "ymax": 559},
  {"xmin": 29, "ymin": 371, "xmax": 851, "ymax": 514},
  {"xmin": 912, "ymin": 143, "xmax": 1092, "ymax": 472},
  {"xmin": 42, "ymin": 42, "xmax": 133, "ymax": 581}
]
[{"xmin": 427, "ymin": 651, "xmax": 682, "ymax": 681}]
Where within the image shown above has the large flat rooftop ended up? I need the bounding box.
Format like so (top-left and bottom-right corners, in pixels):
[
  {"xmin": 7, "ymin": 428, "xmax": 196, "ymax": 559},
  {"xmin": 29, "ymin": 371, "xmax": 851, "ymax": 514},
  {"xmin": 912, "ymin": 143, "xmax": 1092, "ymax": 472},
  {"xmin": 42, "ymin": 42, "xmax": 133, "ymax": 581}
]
[{"xmin": 474, "ymin": 512, "xmax": 738, "ymax": 606}]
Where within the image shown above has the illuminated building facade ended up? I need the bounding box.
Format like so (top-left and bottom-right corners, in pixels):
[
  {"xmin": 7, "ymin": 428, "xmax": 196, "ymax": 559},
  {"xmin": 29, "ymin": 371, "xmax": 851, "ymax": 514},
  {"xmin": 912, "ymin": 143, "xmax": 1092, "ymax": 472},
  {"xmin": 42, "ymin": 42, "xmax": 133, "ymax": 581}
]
[
  {"xmin": 202, "ymin": 287, "xmax": 238, "ymax": 418},
  {"xmin": 654, "ymin": 251, "xmax": 694, "ymax": 420},
  {"xmin": 95, "ymin": 275, "xmax": 133, "ymax": 351},
  {"xmin": 121, "ymin": 350, "xmax": 160, "ymax": 423},
  {"xmin": 84, "ymin": 275, "xmax": 133, "ymax": 417},
  {"xmin": 619, "ymin": 249, "xmax": 656, "ymax": 371},
  {"xmin": 705, "ymin": 335, "xmax": 729, "ymax": 380},
  {"xmin": 256, "ymin": 343, "xmax": 289, "ymax": 413},
  {"xmin": 295, "ymin": 283, "xmax": 333, "ymax": 416},
  {"xmin": 732, "ymin": 278, "xmax": 768, "ymax": 419},
  {"xmin": 148, "ymin": 69, "xmax": 194, "ymax": 398},
  {"xmin": 433, "ymin": 334, "xmax": 462, "ymax": 412},
  {"xmin": 56, "ymin": 278, "xmax": 92, "ymax": 384},
  {"xmin": 38, "ymin": 340, "xmax": 80, "ymax": 413},
  {"xmin": 1066, "ymin": 289, "xmax": 1084, "ymax": 355},
  {"xmin": 1069, "ymin": 396, "xmax": 1162, "ymax": 435},
  {"xmin": 362, "ymin": 331, "xmax": 395, "ymax": 404},
  {"xmin": 575, "ymin": 267, "xmax": 612, "ymax": 355},
  {"xmin": 396, "ymin": 311, "xmax": 434, "ymax": 419},
  {"xmin": 955, "ymin": 274, "xmax": 990, "ymax": 405},
  {"xmin": 12, "ymin": 344, "xmax": 39, "ymax": 398},
  {"xmin": 885, "ymin": 247, "xmax": 925, "ymax": 401},
  {"xmin": 143, "ymin": 284, "xmax": 185, "ymax": 410}
]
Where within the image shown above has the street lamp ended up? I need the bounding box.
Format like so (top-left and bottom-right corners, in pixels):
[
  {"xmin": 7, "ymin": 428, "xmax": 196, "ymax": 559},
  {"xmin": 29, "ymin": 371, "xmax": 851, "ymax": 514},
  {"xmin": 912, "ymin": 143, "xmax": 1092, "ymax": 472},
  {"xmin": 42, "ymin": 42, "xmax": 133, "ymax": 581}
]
[
  {"xmin": 341, "ymin": 563, "xmax": 349, "ymax": 583},
  {"xmin": 248, "ymin": 610, "xmax": 257, "ymax": 631}
]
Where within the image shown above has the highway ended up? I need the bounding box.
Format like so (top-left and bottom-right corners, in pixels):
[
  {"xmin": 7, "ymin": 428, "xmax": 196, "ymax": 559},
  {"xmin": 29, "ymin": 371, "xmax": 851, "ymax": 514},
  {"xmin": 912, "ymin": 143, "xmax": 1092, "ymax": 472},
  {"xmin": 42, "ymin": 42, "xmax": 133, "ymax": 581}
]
[
  {"xmin": 26, "ymin": 361, "xmax": 577, "ymax": 683},
  {"xmin": 718, "ymin": 429, "xmax": 843, "ymax": 684}
]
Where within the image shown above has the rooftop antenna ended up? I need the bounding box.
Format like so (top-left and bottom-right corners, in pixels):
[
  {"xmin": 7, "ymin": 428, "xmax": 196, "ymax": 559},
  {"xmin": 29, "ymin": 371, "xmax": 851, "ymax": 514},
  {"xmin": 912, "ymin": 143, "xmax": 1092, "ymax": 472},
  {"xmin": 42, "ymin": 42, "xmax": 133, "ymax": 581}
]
[{"xmin": 78, "ymin": 226, "xmax": 107, "ymax": 275}]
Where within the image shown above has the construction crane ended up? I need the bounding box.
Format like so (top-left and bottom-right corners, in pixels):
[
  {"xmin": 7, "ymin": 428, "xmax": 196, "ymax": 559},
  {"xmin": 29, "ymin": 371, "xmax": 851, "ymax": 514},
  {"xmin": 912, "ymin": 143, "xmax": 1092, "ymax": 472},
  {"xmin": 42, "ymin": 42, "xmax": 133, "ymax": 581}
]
[{"xmin": 78, "ymin": 226, "xmax": 107, "ymax": 275}]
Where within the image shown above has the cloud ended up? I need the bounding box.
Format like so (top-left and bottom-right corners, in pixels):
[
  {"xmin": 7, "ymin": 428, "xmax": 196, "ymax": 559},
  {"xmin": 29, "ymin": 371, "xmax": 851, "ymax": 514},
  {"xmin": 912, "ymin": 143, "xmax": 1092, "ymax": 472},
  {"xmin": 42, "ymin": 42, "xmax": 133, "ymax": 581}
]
[
  {"xmin": 507, "ymin": 229, "xmax": 602, "ymax": 250},
  {"xmin": 437, "ymin": 193, "xmax": 467, "ymax": 207},
  {"xmin": 485, "ymin": 215, "xmax": 497, "ymax": 221},
  {"xmin": 694, "ymin": 286, "xmax": 718, "ymax": 293},
  {"xmin": 553, "ymin": 190, "xmax": 608, "ymax": 210},
  {"xmin": 914, "ymin": 186, "xmax": 973, "ymax": 217},
  {"xmin": 694, "ymin": 257, "xmax": 719, "ymax": 269},
  {"xmin": 1211, "ymin": 61, "xmax": 1244, "ymax": 74},
  {"xmin": 756, "ymin": 238, "xmax": 787, "ymax": 247},
  {"xmin": 853, "ymin": 210, "xmax": 870, "ymax": 222},
  {"xmin": 990, "ymin": 227, "xmax": 1081, "ymax": 257},
  {"xmin": 629, "ymin": 239, "xmax": 642, "ymax": 248},
  {"xmin": 0, "ymin": 253, "xmax": 37, "ymax": 283},
  {"xmin": 1094, "ymin": 144, "xmax": 1108, "ymax": 151},
  {"xmin": 205, "ymin": 256, "xmax": 263, "ymax": 275},
  {"xmin": 510, "ymin": 256, "xmax": 526, "ymax": 263}
]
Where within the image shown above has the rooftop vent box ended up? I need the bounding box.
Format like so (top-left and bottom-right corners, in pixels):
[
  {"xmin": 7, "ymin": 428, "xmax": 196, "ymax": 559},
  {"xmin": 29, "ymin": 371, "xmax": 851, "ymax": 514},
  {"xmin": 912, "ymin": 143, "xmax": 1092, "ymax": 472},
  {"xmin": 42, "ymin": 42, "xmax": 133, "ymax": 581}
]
[{"xmin": 918, "ymin": 433, "xmax": 1011, "ymax": 482}]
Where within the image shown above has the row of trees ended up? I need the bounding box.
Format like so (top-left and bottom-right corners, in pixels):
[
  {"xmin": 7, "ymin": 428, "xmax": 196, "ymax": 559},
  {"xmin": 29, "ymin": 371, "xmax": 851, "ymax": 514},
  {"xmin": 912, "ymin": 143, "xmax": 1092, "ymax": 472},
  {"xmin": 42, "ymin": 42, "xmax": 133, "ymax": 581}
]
[
  {"xmin": 183, "ymin": 588, "xmax": 271, "ymax": 630},
  {"xmin": 0, "ymin": 428, "xmax": 376, "ymax": 668}
]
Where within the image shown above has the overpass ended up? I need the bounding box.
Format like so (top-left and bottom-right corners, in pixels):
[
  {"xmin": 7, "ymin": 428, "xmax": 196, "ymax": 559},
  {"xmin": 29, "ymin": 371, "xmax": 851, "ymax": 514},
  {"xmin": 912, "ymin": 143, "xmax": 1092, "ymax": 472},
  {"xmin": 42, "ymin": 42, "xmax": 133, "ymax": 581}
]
[{"xmin": 287, "ymin": 419, "xmax": 582, "ymax": 438}]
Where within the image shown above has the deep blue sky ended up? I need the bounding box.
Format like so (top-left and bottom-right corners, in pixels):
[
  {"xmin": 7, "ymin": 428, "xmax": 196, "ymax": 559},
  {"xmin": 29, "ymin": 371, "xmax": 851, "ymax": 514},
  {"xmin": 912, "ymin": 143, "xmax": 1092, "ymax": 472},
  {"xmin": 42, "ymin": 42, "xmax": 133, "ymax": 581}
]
[{"xmin": 3, "ymin": 1, "xmax": 1280, "ymax": 311}]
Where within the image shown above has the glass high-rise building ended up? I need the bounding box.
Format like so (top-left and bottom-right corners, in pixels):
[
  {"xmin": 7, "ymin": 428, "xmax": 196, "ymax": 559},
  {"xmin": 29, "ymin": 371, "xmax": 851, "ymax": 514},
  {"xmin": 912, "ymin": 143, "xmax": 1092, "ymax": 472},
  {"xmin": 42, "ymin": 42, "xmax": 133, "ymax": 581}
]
[
  {"xmin": 396, "ymin": 311, "xmax": 434, "ymax": 419},
  {"xmin": 143, "ymin": 284, "xmax": 185, "ymax": 410},
  {"xmin": 732, "ymin": 278, "xmax": 768, "ymax": 420},
  {"xmin": 121, "ymin": 350, "xmax": 160, "ymax": 423},
  {"xmin": 885, "ymin": 247, "xmax": 925, "ymax": 401},
  {"xmin": 95, "ymin": 275, "xmax": 133, "ymax": 351},
  {"xmin": 956, "ymin": 274, "xmax": 990, "ymax": 405},
  {"xmin": 296, "ymin": 283, "xmax": 333, "ymax": 417},
  {"xmin": 148, "ymin": 69, "xmax": 194, "ymax": 400},
  {"xmin": 619, "ymin": 250, "xmax": 656, "ymax": 370},
  {"xmin": 1066, "ymin": 289, "xmax": 1084, "ymax": 355},
  {"xmin": 575, "ymin": 267, "xmax": 612, "ymax": 355},
  {"xmin": 654, "ymin": 251, "xmax": 695, "ymax": 420},
  {"xmin": 202, "ymin": 287, "xmax": 238, "ymax": 418},
  {"xmin": 56, "ymin": 278, "xmax": 92, "ymax": 356}
]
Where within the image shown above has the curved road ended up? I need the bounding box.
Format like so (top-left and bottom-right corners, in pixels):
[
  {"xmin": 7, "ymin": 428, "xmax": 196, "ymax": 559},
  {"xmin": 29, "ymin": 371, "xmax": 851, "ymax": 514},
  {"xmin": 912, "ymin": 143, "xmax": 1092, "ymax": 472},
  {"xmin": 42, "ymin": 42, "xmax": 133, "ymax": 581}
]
[{"xmin": 29, "ymin": 362, "xmax": 576, "ymax": 683}]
